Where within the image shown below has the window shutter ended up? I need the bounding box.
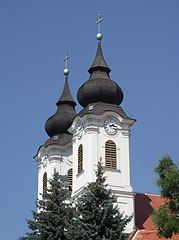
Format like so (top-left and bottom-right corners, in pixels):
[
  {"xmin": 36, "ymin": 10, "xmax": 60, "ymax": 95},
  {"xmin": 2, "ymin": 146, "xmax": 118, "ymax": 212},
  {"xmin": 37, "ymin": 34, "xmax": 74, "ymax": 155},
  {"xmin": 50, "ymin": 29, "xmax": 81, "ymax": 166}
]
[
  {"xmin": 43, "ymin": 172, "xmax": 47, "ymax": 195},
  {"xmin": 78, "ymin": 144, "xmax": 83, "ymax": 174},
  {"xmin": 105, "ymin": 140, "xmax": 117, "ymax": 169},
  {"xmin": 67, "ymin": 168, "xmax": 73, "ymax": 185}
]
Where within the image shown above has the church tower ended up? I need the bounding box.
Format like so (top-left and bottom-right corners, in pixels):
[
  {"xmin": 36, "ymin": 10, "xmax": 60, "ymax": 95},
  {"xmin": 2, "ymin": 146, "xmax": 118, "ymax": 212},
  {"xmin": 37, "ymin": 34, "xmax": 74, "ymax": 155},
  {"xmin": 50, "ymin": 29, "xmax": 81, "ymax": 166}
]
[
  {"xmin": 34, "ymin": 15, "xmax": 135, "ymax": 233},
  {"xmin": 34, "ymin": 52, "xmax": 76, "ymax": 200},
  {"xmin": 69, "ymin": 15, "xmax": 135, "ymax": 233}
]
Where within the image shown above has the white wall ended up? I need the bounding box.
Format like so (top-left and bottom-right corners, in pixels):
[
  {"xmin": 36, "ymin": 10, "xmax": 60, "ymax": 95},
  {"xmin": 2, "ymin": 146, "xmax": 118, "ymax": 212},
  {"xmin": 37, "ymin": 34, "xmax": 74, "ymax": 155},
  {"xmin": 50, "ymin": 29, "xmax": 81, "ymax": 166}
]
[
  {"xmin": 69, "ymin": 111, "xmax": 135, "ymax": 233},
  {"xmin": 35, "ymin": 142, "xmax": 73, "ymax": 200},
  {"xmin": 35, "ymin": 109, "xmax": 135, "ymax": 233}
]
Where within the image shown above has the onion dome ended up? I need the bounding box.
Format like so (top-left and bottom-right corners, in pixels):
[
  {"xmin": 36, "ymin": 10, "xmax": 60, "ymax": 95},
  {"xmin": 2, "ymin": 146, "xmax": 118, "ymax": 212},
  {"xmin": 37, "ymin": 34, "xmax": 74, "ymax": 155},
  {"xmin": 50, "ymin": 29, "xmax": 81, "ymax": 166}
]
[
  {"xmin": 77, "ymin": 41, "xmax": 123, "ymax": 108},
  {"xmin": 77, "ymin": 14, "xmax": 123, "ymax": 108},
  {"xmin": 45, "ymin": 64, "xmax": 76, "ymax": 137}
]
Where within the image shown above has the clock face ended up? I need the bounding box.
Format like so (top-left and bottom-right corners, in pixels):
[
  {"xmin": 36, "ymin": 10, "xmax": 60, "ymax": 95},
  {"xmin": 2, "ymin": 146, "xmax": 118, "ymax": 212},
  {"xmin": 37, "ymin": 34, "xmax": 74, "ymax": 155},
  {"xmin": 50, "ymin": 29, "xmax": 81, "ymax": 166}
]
[{"xmin": 103, "ymin": 119, "xmax": 117, "ymax": 135}]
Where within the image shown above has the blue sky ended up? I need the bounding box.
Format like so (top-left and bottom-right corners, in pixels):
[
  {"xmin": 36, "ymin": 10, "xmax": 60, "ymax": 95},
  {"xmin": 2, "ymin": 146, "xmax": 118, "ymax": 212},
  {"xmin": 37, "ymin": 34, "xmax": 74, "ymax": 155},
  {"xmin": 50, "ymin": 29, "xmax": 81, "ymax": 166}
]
[{"xmin": 0, "ymin": 1, "xmax": 178, "ymax": 239}]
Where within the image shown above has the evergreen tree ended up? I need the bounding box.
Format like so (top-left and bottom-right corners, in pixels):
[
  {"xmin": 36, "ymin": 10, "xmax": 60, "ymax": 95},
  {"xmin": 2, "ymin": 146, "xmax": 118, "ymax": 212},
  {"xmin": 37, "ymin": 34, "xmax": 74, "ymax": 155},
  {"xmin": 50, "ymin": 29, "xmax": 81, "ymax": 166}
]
[
  {"xmin": 66, "ymin": 160, "xmax": 132, "ymax": 240},
  {"xmin": 153, "ymin": 154, "xmax": 179, "ymax": 239},
  {"xmin": 19, "ymin": 170, "xmax": 72, "ymax": 240}
]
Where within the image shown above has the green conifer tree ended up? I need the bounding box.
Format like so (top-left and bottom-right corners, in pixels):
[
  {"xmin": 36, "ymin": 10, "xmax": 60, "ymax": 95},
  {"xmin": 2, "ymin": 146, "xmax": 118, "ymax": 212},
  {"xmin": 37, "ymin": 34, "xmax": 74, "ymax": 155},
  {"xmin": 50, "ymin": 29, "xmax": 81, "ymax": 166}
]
[
  {"xmin": 19, "ymin": 170, "xmax": 72, "ymax": 240},
  {"xmin": 66, "ymin": 160, "xmax": 132, "ymax": 240}
]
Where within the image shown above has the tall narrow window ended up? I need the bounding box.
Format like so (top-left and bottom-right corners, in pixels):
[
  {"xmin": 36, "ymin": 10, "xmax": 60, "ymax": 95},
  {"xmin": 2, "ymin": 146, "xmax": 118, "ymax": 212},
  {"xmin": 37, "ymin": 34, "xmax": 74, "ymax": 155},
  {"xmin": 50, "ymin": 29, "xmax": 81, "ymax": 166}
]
[
  {"xmin": 105, "ymin": 140, "xmax": 117, "ymax": 169},
  {"xmin": 67, "ymin": 168, "xmax": 73, "ymax": 185},
  {"xmin": 43, "ymin": 172, "xmax": 47, "ymax": 195},
  {"xmin": 78, "ymin": 144, "xmax": 83, "ymax": 174}
]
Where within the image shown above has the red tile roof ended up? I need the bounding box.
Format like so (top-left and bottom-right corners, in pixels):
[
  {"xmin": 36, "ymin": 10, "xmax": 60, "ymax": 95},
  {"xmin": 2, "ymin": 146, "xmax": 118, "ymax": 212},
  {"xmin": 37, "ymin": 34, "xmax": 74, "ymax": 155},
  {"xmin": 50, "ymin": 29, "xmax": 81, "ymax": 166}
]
[
  {"xmin": 135, "ymin": 193, "xmax": 166, "ymax": 230},
  {"xmin": 133, "ymin": 229, "xmax": 179, "ymax": 240},
  {"xmin": 127, "ymin": 193, "xmax": 179, "ymax": 240}
]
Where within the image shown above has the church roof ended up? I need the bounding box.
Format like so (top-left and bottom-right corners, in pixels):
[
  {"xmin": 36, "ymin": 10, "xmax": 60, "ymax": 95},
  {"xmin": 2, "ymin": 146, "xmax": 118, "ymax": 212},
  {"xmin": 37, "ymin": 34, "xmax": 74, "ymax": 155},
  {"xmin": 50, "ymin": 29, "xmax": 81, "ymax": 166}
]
[
  {"xmin": 77, "ymin": 39, "xmax": 123, "ymax": 108},
  {"xmin": 128, "ymin": 193, "xmax": 179, "ymax": 240},
  {"xmin": 44, "ymin": 133, "xmax": 72, "ymax": 147},
  {"xmin": 45, "ymin": 76, "xmax": 76, "ymax": 137},
  {"xmin": 135, "ymin": 193, "xmax": 166, "ymax": 230},
  {"xmin": 88, "ymin": 41, "xmax": 111, "ymax": 73},
  {"xmin": 129, "ymin": 229, "xmax": 179, "ymax": 240},
  {"xmin": 56, "ymin": 76, "xmax": 76, "ymax": 107}
]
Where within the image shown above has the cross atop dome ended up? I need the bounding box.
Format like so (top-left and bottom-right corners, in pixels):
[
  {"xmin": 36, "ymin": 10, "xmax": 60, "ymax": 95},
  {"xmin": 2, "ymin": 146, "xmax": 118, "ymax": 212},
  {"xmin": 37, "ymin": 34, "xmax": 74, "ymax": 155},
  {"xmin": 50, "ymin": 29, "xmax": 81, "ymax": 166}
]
[
  {"xmin": 64, "ymin": 52, "xmax": 70, "ymax": 76},
  {"xmin": 96, "ymin": 14, "xmax": 103, "ymax": 41}
]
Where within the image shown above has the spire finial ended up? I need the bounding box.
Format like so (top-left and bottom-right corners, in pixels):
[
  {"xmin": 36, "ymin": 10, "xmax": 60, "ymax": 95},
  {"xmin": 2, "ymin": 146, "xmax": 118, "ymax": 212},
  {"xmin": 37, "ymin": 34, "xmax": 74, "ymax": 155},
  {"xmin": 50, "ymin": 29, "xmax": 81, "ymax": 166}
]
[
  {"xmin": 96, "ymin": 14, "xmax": 103, "ymax": 41},
  {"xmin": 64, "ymin": 52, "xmax": 70, "ymax": 76}
]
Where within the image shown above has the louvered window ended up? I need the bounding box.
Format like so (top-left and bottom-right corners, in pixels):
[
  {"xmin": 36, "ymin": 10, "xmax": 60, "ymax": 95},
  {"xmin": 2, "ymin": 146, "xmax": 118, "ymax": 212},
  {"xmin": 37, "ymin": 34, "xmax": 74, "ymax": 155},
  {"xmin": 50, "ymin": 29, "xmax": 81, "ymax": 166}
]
[
  {"xmin": 43, "ymin": 172, "xmax": 47, "ymax": 195},
  {"xmin": 67, "ymin": 168, "xmax": 73, "ymax": 185},
  {"xmin": 78, "ymin": 144, "xmax": 83, "ymax": 174},
  {"xmin": 105, "ymin": 140, "xmax": 117, "ymax": 169}
]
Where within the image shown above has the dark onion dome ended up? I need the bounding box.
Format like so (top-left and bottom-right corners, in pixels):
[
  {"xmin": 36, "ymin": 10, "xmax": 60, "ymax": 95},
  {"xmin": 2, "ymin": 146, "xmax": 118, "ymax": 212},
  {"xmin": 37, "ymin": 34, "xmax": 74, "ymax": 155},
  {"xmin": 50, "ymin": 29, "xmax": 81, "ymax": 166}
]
[
  {"xmin": 45, "ymin": 77, "xmax": 76, "ymax": 137},
  {"xmin": 77, "ymin": 41, "xmax": 123, "ymax": 108}
]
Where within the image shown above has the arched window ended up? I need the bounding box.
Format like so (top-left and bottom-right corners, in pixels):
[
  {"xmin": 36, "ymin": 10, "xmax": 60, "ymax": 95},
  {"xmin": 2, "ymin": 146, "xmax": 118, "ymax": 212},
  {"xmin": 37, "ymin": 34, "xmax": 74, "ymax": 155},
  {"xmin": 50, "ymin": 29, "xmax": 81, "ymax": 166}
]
[
  {"xmin": 105, "ymin": 140, "xmax": 117, "ymax": 169},
  {"xmin": 78, "ymin": 144, "xmax": 83, "ymax": 174},
  {"xmin": 43, "ymin": 172, "xmax": 47, "ymax": 195},
  {"xmin": 67, "ymin": 168, "xmax": 73, "ymax": 185}
]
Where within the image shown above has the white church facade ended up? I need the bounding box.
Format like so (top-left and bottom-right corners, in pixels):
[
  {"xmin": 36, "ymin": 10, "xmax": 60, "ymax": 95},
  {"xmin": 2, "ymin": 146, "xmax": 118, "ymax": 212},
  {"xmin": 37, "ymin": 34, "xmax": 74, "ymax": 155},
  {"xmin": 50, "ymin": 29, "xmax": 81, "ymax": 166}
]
[{"xmin": 34, "ymin": 15, "xmax": 136, "ymax": 233}]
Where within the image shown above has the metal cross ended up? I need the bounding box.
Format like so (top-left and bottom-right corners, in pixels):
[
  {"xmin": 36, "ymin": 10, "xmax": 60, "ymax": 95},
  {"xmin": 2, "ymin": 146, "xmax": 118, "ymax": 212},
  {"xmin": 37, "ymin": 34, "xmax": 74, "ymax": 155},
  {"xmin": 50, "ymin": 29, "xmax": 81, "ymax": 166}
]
[
  {"xmin": 96, "ymin": 14, "xmax": 103, "ymax": 33},
  {"xmin": 64, "ymin": 52, "xmax": 70, "ymax": 69}
]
